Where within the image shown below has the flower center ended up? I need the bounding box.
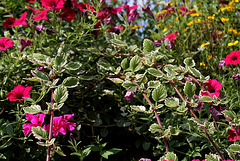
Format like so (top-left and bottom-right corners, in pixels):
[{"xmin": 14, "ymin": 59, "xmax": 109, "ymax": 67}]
[
  {"xmin": 15, "ymin": 92, "xmax": 23, "ymax": 99},
  {"xmin": 210, "ymin": 89, "xmax": 215, "ymax": 93},
  {"xmin": 232, "ymin": 56, "xmax": 238, "ymax": 60}
]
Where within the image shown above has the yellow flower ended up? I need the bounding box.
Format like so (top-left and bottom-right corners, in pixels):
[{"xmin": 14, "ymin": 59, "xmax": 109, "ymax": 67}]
[
  {"xmin": 229, "ymin": 67, "xmax": 232, "ymax": 70},
  {"xmin": 157, "ymin": 24, "xmax": 161, "ymax": 26},
  {"xmin": 176, "ymin": 17, "xmax": 179, "ymax": 21},
  {"xmin": 220, "ymin": 17, "xmax": 229, "ymax": 22},
  {"xmin": 147, "ymin": 24, "xmax": 150, "ymax": 27},
  {"xmin": 233, "ymin": 29, "xmax": 238, "ymax": 35},
  {"xmin": 208, "ymin": 55, "xmax": 213, "ymax": 60},
  {"xmin": 132, "ymin": 25, "xmax": 143, "ymax": 30},
  {"xmin": 207, "ymin": 14, "xmax": 215, "ymax": 19},
  {"xmin": 190, "ymin": 8, "xmax": 198, "ymax": 11},
  {"xmin": 170, "ymin": 26, "xmax": 173, "ymax": 28},
  {"xmin": 200, "ymin": 62, "xmax": 206, "ymax": 66},
  {"xmin": 228, "ymin": 40, "xmax": 239, "ymax": 46},
  {"xmin": 184, "ymin": 29, "xmax": 188, "ymax": 32},
  {"xmin": 156, "ymin": 2, "xmax": 161, "ymax": 5},
  {"xmin": 217, "ymin": 31, "xmax": 223, "ymax": 35},
  {"xmin": 163, "ymin": 27, "xmax": 167, "ymax": 32},
  {"xmin": 195, "ymin": 19, "xmax": 201, "ymax": 23},
  {"xmin": 200, "ymin": 42, "xmax": 210, "ymax": 48},
  {"xmin": 187, "ymin": 21, "xmax": 194, "ymax": 26},
  {"xmin": 190, "ymin": 12, "xmax": 203, "ymax": 17}
]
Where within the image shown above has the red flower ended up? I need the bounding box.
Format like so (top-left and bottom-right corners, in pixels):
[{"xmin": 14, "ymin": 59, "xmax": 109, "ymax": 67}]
[
  {"xmin": 23, "ymin": 113, "xmax": 46, "ymax": 136},
  {"xmin": 77, "ymin": 2, "xmax": 95, "ymax": 12},
  {"xmin": 59, "ymin": 8, "xmax": 76, "ymax": 21},
  {"xmin": 41, "ymin": 0, "xmax": 65, "ymax": 10},
  {"xmin": 228, "ymin": 127, "xmax": 240, "ymax": 141},
  {"xmin": 0, "ymin": 37, "xmax": 14, "ymax": 53},
  {"xmin": 224, "ymin": 51, "xmax": 240, "ymax": 65},
  {"xmin": 179, "ymin": 6, "xmax": 193, "ymax": 16},
  {"xmin": 3, "ymin": 17, "xmax": 16, "ymax": 28},
  {"xmin": 26, "ymin": 6, "xmax": 41, "ymax": 14},
  {"xmin": 200, "ymin": 79, "xmax": 222, "ymax": 98},
  {"xmin": 33, "ymin": 9, "xmax": 49, "ymax": 22},
  {"xmin": 15, "ymin": 12, "xmax": 28, "ymax": 27},
  {"xmin": 6, "ymin": 85, "xmax": 32, "ymax": 101},
  {"xmin": 164, "ymin": 32, "xmax": 178, "ymax": 43}
]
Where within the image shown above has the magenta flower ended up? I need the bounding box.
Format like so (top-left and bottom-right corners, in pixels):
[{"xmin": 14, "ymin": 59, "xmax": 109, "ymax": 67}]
[
  {"xmin": 3, "ymin": 17, "xmax": 16, "ymax": 28},
  {"xmin": 0, "ymin": 37, "xmax": 14, "ymax": 53},
  {"xmin": 219, "ymin": 60, "xmax": 225, "ymax": 68},
  {"xmin": 179, "ymin": 6, "xmax": 193, "ymax": 16},
  {"xmin": 224, "ymin": 51, "xmax": 240, "ymax": 65},
  {"xmin": 33, "ymin": 9, "xmax": 49, "ymax": 23},
  {"xmin": 45, "ymin": 114, "xmax": 76, "ymax": 137},
  {"xmin": 139, "ymin": 159, "xmax": 151, "ymax": 161},
  {"xmin": 6, "ymin": 85, "xmax": 32, "ymax": 102},
  {"xmin": 59, "ymin": 8, "xmax": 76, "ymax": 22},
  {"xmin": 200, "ymin": 79, "xmax": 222, "ymax": 98},
  {"xmin": 19, "ymin": 39, "xmax": 33, "ymax": 52},
  {"xmin": 142, "ymin": 5, "xmax": 155, "ymax": 19},
  {"xmin": 41, "ymin": 0, "xmax": 65, "ymax": 10},
  {"xmin": 125, "ymin": 91, "xmax": 136, "ymax": 101},
  {"xmin": 23, "ymin": 113, "xmax": 46, "ymax": 136},
  {"xmin": 15, "ymin": 12, "xmax": 28, "ymax": 27},
  {"xmin": 228, "ymin": 126, "xmax": 240, "ymax": 141},
  {"xmin": 36, "ymin": 25, "xmax": 45, "ymax": 34}
]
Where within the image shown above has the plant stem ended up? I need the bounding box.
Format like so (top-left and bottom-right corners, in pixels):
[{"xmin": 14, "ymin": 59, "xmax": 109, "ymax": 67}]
[{"xmin": 46, "ymin": 72, "xmax": 56, "ymax": 161}]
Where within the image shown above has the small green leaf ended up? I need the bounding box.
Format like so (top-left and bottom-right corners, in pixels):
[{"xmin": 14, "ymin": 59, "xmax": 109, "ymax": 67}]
[
  {"xmin": 56, "ymin": 146, "xmax": 66, "ymax": 156},
  {"xmin": 148, "ymin": 81, "xmax": 160, "ymax": 88},
  {"xmin": 32, "ymin": 70, "xmax": 49, "ymax": 81},
  {"xmin": 23, "ymin": 105, "xmax": 42, "ymax": 114},
  {"xmin": 149, "ymin": 123, "xmax": 162, "ymax": 134},
  {"xmin": 111, "ymin": 39, "xmax": 127, "ymax": 47},
  {"xmin": 53, "ymin": 55, "xmax": 67, "ymax": 71},
  {"xmin": 184, "ymin": 81, "xmax": 196, "ymax": 99},
  {"xmin": 222, "ymin": 110, "xmax": 237, "ymax": 120},
  {"xmin": 189, "ymin": 67, "xmax": 202, "ymax": 77},
  {"xmin": 200, "ymin": 96, "xmax": 213, "ymax": 102},
  {"xmin": 97, "ymin": 59, "xmax": 115, "ymax": 71},
  {"xmin": 100, "ymin": 148, "xmax": 122, "ymax": 159},
  {"xmin": 165, "ymin": 152, "xmax": 178, "ymax": 161},
  {"xmin": 148, "ymin": 68, "xmax": 164, "ymax": 77},
  {"xmin": 205, "ymin": 153, "xmax": 220, "ymax": 161},
  {"xmin": 165, "ymin": 97, "xmax": 179, "ymax": 107},
  {"xmin": 62, "ymin": 77, "xmax": 79, "ymax": 88},
  {"xmin": 31, "ymin": 126, "xmax": 48, "ymax": 140},
  {"xmin": 184, "ymin": 57, "xmax": 195, "ymax": 67},
  {"xmin": 33, "ymin": 53, "xmax": 49, "ymax": 63},
  {"xmin": 130, "ymin": 105, "xmax": 146, "ymax": 112},
  {"xmin": 37, "ymin": 138, "xmax": 55, "ymax": 147},
  {"xmin": 0, "ymin": 153, "xmax": 6, "ymax": 159},
  {"xmin": 143, "ymin": 39, "xmax": 155, "ymax": 53},
  {"xmin": 122, "ymin": 81, "xmax": 137, "ymax": 89},
  {"xmin": 121, "ymin": 58, "xmax": 129, "ymax": 70},
  {"xmin": 142, "ymin": 141, "xmax": 150, "ymax": 151},
  {"xmin": 190, "ymin": 117, "xmax": 204, "ymax": 126},
  {"xmin": 152, "ymin": 84, "xmax": 167, "ymax": 102},
  {"xmin": 65, "ymin": 62, "xmax": 81, "ymax": 70},
  {"xmin": 129, "ymin": 55, "xmax": 142, "ymax": 72},
  {"xmin": 53, "ymin": 86, "xmax": 68, "ymax": 103},
  {"xmin": 229, "ymin": 144, "xmax": 240, "ymax": 153},
  {"xmin": 177, "ymin": 101, "xmax": 188, "ymax": 113}
]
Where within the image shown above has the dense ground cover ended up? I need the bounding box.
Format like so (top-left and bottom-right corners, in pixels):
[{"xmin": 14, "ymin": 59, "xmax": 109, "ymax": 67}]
[{"xmin": 1, "ymin": 0, "xmax": 240, "ymax": 160}]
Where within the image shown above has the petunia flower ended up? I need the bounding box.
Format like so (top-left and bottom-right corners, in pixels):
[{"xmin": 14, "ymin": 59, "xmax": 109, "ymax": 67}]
[
  {"xmin": 228, "ymin": 126, "xmax": 240, "ymax": 141},
  {"xmin": 41, "ymin": 0, "xmax": 65, "ymax": 10},
  {"xmin": 36, "ymin": 25, "xmax": 45, "ymax": 34},
  {"xmin": 3, "ymin": 17, "xmax": 16, "ymax": 28},
  {"xmin": 6, "ymin": 85, "xmax": 32, "ymax": 101},
  {"xmin": 125, "ymin": 91, "xmax": 136, "ymax": 101},
  {"xmin": 44, "ymin": 114, "xmax": 76, "ymax": 137},
  {"xmin": 19, "ymin": 39, "xmax": 33, "ymax": 52},
  {"xmin": 219, "ymin": 60, "xmax": 225, "ymax": 68},
  {"xmin": 0, "ymin": 37, "xmax": 14, "ymax": 53},
  {"xmin": 232, "ymin": 73, "xmax": 240, "ymax": 80},
  {"xmin": 33, "ymin": 9, "xmax": 49, "ymax": 23},
  {"xmin": 108, "ymin": 26, "xmax": 123, "ymax": 35},
  {"xmin": 15, "ymin": 12, "xmax": 28, "ymax": 27},
  {"xmin": 142, "ymin": 5, "xmax": 155, "ymax": 19},
  {"xmin": 200, "ymin": 79, "xmax": 222, "ymax": 98},
  {"xmin": 224, "ymin": 51, "xmax": 240, "ymax": 65},
  {"xmin": 59, "ymin": 8, "xmax": 76, "ymax": 21},
  {"xmin": 23, "ymin": 113, "xmax": 46, "ymax": 136}
]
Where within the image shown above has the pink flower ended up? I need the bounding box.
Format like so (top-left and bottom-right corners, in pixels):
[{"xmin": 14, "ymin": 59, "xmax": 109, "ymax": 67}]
[
  {"xmin": 3, "ymin": 17, "xmax": 16, "ymax": 28},
  {"xmin": 23, "ymin": 113, "xmax": 46, "ymax": 136},
  {"xmin": 45, "ymin": 114, "xmax": 76, "ymax": 137},
  {"xmin": 228, "ymin": 127, "xmax": 240, "ymax": 141},
  {"xmin": 26, "ymin": 0, "xmax": 35, "ymax": 2},
  {"xmin": 164, "ymin": 32, "xmax": 178, "ymax": 43},
  {"xmin": 77, "ymin": 3, "xmax": 95, "ymax": 12},
  {"xmin": 224, "ymin": 51, "xmax": 240, "ymax": 65},
  {"xmin": 26, "ymin": 6, "xmax": 41, "ymax": 15},
  {"xmin": 33, "ymin": 9, "xmax": 49, "ymax": 22},
  {"xmin": 6, "ymin": 85, "xmax": 32, "ymax": 102},
  {"xmin": 15, "ymin": 12, "xmax": 28, "ymax": 27},
  {"xmin": 125, "ymin": 91, "xmax": 136, "ymax": 101},
  {"xmin": 0, "ymin": 37, "xmax": 14, "ymax": 53},
  {"xmin": 142, "ymin": 5, "xmax": 155, "ymax": 19},
  {"xmin": 41, "ymin": 0, "xmax": 65, "ymax": 10},
  {"xmin": 179, "ymin": 6, "xmax": 193, "ymax": 16},
  {"xmin": 200, "ymin": 79, "xmax": 222, "ymax": 98}
]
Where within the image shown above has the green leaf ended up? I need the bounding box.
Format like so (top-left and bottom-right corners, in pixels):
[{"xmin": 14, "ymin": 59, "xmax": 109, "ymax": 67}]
[
  {"xmin": 184, "ymin": 81, "xmax": 196, "ymax": 99},
  {"xmin": 37, "ymin": 138, "xmax": 55, "ymax": 147},
  {"xmin": 55, "ymin": 146, "xmax": 66, "ymax": 156},
  {"xmin": 97, "ymin": 59, "xmax": 115, "ymax": 72},
  {"xmin": 143, "ymin": 39, "xmax": 155, "ymax": 53},
  {"xmin": 164, "ymin": 65, "xmax": 178, "ymax": 77},
  {"xmin": 205, "ymin": 153, "xmax": 220, "ymax": 161},
  {"xmin": 148, "ymin": 68, "xmax": 164, "ymax": 77},
  {"xmin": 62, "ymin": 77, "xmax": 79, "ymax": 88},
  {"xmin": 111, "ymin": 39, "xmax": 127, "ymax": 47},
  {"xmin": 130, "ymin": 105, "xmax": 146, "ymax": 112},
  {"xmin": 53, "ymin": 86, "xmax": 68, "ymax": 103},
  {"xmin": 100, "ymin": 148, "xmax": 122, "ymax": 159},
  {"xmin": 149, "ymin": 123, "xmax": 162, "ymax": 134},
  {"xmin": 129, "ymin": 55, "xmax": 142, "ymax": 72},
  {"xmin": 32, "ymin": 53, "xmax": 49, "ymax": 64},
  {"xmin": 189, "ymin": 67, "xmax": 202, "ymax": 77},
  {"xmin": 229, "ymin": 144, "xmax": 240, "ymax": 153},
  {"xmin": 165, "ymin": 152, "xmax": 178, "ymax": 161},
  {"xmin": 65, "ymin": 62, "xmax": 81, "ymax": 70},
  {"xmin": 53, "ymin": 55, "xmax": 67, "ymax": 71},
  {"xmin": 200, "ymin": 96, "xmax": 213, "ymax": 102},
  {"xmin": 177, "ymin": 101, "xmax": 188, "ymax": 113},
  {"xmin": 189, "ymin": 117, "xmax": 204, "ymax": 126},
  {"xmin": 31, "ymin": 70, "xmax": 49, "ymax": 81},
  {"xmin": 107, "ymin": 78, "xmax": 124, "ymax": 84},
  {"xmin": 222, "ymin": 110, "xmax": 237, "ymax": 120},
  {"xmin": 184, "ymin": 57, "xmax": 195, "ymax": 67},
  {"xmin": 148, "ymin": 81, "xmax": 160, "ymax": 88},
  {"xmin": 152, "ymin": 84, "xmax": 167, "ymax": 102},
  {"xmin": 23, "ymin": 105, "xmax": 42, "ymax": 114},
  {"xmin": 122, "ymin": 81, "xmax": 137, "ymax": 89},
  {"xmin": 31, "ymin": 126, "xmax": 48, "ymax": 140},
  {"xmin": 165, "ymin": 97, "xmax": 179, "ymax": 107},
  {"xmin": 0, "ymin": 153, "xmax": 6, "ymax": 159},
  {"xmin": 142, "ymin": 141, "xmax": 150, "ymax": 151},
  {"xmin": 121, "ymin": 58, "xmax": 129, "ymax": 70}
]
